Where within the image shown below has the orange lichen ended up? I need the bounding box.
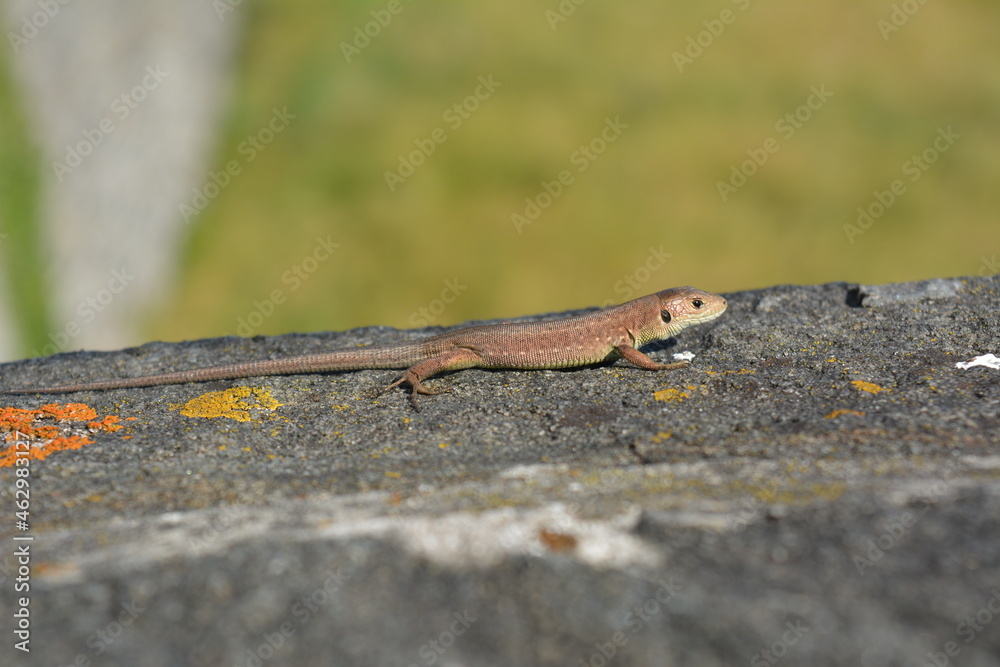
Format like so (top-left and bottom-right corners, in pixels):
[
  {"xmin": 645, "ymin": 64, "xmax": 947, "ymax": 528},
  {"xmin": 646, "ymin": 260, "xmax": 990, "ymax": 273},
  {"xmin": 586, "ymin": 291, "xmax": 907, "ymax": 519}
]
[
  {"xmin": 539, "ymin": 529, "xmax": 578, "ymax": 552},
  {"xmin": 88, "ymin": 415, "xmax": 124, "ymax": 432},
  {"xmin": 0, "ymin": 403, "xmax": 128, "ymax": 467},
  {"xmin": 0, "ymin": 406, "xmax": 39, "ymax": 434},
  {"xmin": 32, "ymin": 425, "xmax": 61, "ymax": 440},
  {"xmin": 41, "ymin": 403, "xmax": 98, "ymax": 422}
]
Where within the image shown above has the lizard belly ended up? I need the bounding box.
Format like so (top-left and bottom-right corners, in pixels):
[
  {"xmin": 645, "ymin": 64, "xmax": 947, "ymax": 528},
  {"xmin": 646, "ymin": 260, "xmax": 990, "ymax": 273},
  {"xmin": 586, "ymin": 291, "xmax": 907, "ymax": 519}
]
[{"xmin": 475, "ymin": 344, "xmax": 616, "ymax": 370}]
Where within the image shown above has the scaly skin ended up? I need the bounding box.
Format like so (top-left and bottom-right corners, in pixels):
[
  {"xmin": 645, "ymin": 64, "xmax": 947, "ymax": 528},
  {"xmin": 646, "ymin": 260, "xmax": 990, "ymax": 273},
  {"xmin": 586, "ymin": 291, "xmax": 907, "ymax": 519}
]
[{"xmin": 2, "ymin": 287, "xmax": 727, "ymax": 404}]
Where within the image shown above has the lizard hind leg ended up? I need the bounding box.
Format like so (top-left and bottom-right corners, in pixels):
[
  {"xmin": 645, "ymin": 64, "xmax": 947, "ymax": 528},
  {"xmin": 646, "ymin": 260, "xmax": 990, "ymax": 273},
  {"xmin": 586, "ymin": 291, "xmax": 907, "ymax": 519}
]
[
  {"xmin": 382, "ymin": 369, "xmax": 448, "ymax": 397},
  {"xmin": 380, "ymin": 348, "xmax": 482, "ymax": 406}
]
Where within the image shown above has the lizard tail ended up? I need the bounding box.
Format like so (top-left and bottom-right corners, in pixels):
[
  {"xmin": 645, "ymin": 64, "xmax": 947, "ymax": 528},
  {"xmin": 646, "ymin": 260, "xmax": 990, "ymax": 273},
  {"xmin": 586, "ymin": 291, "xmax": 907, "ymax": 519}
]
[{"xmin": 1, "ymin": 343, "xmax": 428, "ymax": 394}]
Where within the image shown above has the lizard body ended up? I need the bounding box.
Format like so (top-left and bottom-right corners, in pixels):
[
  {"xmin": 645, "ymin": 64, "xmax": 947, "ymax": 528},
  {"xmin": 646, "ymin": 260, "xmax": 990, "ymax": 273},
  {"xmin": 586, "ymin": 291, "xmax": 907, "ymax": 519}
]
[{"xmin": 2, "ymin": 287, "xmax": 726, "ymax": 402}]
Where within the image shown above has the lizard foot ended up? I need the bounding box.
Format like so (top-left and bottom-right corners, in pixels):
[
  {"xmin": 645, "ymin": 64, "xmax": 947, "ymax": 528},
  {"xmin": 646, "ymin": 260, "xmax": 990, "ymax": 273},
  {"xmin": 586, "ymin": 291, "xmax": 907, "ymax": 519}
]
[
  {"xmin": 615, "ymin": 345, "xmax": 691, "ymax": 372},
  {"xmin": 380, "ymin": 372, "xmax": 449, "ymax": 410},
  {"xmin": 408, "ymin": 378, "xmax": 452, "ymax": 411}
]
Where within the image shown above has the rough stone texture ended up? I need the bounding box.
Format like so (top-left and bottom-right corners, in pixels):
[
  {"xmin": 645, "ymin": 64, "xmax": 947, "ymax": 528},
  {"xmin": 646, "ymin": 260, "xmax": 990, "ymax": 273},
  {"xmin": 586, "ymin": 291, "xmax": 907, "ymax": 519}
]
[{"xmin": 1, "ymin": 276, "xmax": 998, "ymax": 667}]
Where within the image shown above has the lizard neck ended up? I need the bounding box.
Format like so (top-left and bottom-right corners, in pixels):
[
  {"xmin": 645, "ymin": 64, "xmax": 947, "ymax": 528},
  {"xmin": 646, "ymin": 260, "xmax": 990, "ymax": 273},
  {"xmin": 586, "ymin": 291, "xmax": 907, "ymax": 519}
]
[{"xmin": 604, "ymin": 295, "xmax": 665, "ymax": 348}]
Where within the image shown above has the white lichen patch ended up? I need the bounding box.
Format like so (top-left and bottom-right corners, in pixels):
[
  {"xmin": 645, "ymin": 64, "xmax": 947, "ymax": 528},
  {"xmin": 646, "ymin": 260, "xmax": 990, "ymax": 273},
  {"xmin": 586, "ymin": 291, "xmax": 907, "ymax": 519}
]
[
  {"xmin": 317, "ymin": 503, "xmax": 662, "ymax": 571},
  {"xmin": 955, "ymin": 354, "xmax": 1000, "ymax": 370}
]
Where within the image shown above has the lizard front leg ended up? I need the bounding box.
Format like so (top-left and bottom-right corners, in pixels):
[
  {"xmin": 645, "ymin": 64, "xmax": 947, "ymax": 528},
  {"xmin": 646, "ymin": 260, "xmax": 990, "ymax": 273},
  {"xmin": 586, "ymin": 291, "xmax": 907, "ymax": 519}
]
[
  {"xmin": 614, "ymin": 345, "xmax": 689, "ymax": 371},
  {"xmin": 382, "ymin": 347, "xmax": 482, "ymax": 407}
]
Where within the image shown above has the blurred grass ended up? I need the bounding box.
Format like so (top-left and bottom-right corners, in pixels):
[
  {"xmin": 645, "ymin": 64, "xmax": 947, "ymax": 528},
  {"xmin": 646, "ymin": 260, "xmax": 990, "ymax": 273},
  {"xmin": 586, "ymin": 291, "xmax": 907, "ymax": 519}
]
[
  {"xmin": 0, "ymin": 48, "xmax": 50, "ymax": 350},
  {"xmin": 147, "ymin": 0, "xmax": 999, "ymax": 342}
]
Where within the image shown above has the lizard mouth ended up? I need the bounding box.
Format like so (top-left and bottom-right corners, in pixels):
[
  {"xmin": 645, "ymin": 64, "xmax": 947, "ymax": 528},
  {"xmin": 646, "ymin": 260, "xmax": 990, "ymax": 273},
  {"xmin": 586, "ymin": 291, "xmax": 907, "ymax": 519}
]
[{"xmin": 686, "ymin": 297, "xmax": 727, "ymax": 327}]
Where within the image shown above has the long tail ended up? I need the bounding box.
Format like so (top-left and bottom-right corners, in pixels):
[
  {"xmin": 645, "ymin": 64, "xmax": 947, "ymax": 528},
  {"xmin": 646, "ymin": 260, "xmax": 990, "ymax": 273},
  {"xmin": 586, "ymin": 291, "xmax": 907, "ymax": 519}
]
[{"xmin": 2, "ymin": 342, "xmax": 429, "ymax": 394}]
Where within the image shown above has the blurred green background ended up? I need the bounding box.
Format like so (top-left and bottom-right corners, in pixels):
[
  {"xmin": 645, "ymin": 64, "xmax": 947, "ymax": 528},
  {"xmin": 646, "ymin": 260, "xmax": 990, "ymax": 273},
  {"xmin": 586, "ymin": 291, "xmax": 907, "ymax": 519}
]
[{"xmin": 5, "ymin": 0, "xmax": 1000, "ymax": 352}]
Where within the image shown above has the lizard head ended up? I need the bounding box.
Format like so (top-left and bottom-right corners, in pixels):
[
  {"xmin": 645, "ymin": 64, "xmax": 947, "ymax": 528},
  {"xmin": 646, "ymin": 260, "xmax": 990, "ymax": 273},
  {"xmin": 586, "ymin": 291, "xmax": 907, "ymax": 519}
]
[{"xmin": 652, "ymin": 286, "xmax": 728, "ymax": 337}]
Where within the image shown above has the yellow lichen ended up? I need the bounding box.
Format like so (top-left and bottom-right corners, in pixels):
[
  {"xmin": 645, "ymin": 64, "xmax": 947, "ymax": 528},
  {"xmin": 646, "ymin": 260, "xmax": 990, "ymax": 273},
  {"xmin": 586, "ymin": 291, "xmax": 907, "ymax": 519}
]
[
  {"xmin": 742, "ymin": 480, "xmax": 847, "ymax": 504},
  {"xmin": 654, "ymin": 388, "xmax": 689, "ymax": 402},
  {"xmin": 173, "ymin": 386, "xmax": 283, "ymax": 422},
  {"xmin": 851, "ymin": 380, "xmax": 889, "ymax": 394},
  {"xmin": 654, "ymin": 384, "xmax": 705, "ymax": 402},
  {"xmin": 825, "ymin": 409, "xmax": 866, "ymax": 419}
]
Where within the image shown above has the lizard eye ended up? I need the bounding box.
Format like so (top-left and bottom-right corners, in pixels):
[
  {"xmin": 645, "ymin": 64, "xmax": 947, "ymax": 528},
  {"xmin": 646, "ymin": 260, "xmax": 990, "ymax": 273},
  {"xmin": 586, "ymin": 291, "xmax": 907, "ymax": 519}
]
[
  {"xmin": 661, "ymin": 310, "xmax": 672, "ymax": 323},
  {"xmin": 691, "ymin": 299, "xmax": 704, "ymax": 309}
]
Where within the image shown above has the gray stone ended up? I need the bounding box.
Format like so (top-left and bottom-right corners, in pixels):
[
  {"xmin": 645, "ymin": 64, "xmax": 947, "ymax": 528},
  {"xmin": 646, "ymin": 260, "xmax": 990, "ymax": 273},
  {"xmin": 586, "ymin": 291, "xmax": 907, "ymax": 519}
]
[
  {"xmin": 850, "ymin": 277, "xmax": 966, "ymax": 307},
  {"xmin": 1, "ymin": 275, "xmax": 999, "ymax": 666}
]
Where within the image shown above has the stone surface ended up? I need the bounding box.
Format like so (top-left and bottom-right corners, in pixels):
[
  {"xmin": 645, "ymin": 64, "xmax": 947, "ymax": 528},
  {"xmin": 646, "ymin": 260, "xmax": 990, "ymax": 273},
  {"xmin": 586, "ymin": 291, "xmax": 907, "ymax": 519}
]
[{"xmin": 1, "ymin": 276, "xmax": 999, "ymax": 666}]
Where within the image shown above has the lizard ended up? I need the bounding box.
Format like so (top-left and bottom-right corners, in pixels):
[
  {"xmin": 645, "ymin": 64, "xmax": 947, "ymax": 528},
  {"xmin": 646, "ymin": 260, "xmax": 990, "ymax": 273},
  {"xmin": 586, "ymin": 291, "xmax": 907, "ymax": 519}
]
[{"xmin": 1, "ymin": 286, "xmax": 727, "ymax": 405}]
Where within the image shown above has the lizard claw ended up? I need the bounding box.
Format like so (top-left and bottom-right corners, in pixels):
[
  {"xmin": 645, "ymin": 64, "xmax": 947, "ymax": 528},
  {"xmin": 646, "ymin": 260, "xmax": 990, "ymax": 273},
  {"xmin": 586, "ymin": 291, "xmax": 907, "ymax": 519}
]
[
  {"xmin": 377, "ymin": 372, "xmax": 449, "ymax": 410},
  {"xmin": 378, "ymin": 375, "xmax": 406, "ymax": 396},
  {"xmin": 408, "ymin": 379, "xmax": 450, "ymax": 411},
  {"xmin": 412, "ymin": 380, "xmax": 449, "ymax": 396}
]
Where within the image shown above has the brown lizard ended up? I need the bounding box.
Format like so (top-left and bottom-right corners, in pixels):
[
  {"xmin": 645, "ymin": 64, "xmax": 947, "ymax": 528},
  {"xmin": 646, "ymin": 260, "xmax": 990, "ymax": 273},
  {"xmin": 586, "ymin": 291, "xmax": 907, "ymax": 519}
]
[{"xmin": 2, "ymin": 287, "xmax": 727, "ymax": 404}]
